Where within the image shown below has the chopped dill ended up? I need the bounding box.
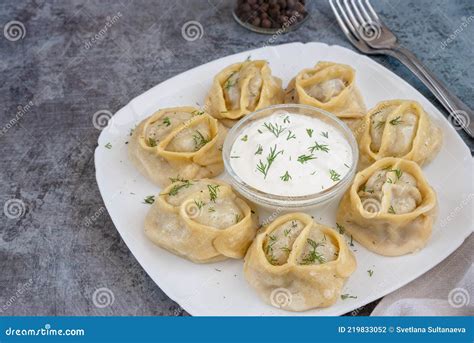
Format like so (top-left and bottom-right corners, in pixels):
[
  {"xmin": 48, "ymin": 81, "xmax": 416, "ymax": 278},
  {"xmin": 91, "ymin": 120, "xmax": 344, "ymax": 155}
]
[
  {"xmin": 306, "ymin": 128, "xmax": 314, "ymax": 137},
  {"xmin": 143, "ymin": 195, "xmax": 155, "ymax": 204},
  {"xmin": 255, "ymin": 144, "xmax": 263, "ymax": 155},
  {"xmin": 297, "ymin": 154, "xmax": 316, "ymax": 164},
  {"xmin": 329, "ymin": 169, "xmax": 341, "ymax": 182},
  {"xmin": 280, "ymin": 171, "xmax": 292, "ymax": 182},
  {"xmin": 308, "ymin": 141, "xmax": 329, "ymax": 153},
  {"xmin": 263, "ymin": 122, "xmax": 286, "ymax": 138},
  {"xmin": 207, "ymin": 184, "xmax": 220, "ymax": 202},
  {"xmin": 256, "ymin": 145, "xmax": 283, "ymax": 178}
]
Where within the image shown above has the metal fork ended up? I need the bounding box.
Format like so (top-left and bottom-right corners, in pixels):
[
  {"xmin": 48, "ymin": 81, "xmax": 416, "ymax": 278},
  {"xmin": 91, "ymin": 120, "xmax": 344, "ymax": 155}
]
[{"xmin": 330, "ymin": 0, "xmax": 474, "ymax": 138}]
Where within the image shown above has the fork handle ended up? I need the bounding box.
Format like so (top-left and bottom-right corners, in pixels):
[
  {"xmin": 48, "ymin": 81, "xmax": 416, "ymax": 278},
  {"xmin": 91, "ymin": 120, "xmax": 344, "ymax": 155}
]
[{"xmin": 387, "ymin": 46, "xmax": 474, "ymax": 139}]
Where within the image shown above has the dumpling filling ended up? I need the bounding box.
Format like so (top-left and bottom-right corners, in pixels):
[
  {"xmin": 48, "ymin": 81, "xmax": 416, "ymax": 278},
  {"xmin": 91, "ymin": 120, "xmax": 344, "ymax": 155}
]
[
  {"xmin": 358, "ymin": 167, "xmax": 422, "ymax": 215},
  {"xmin": 166, "ymin": 121, "xmax": 211, "ymax": 152},
  {"xmin": 305, "ymin": 78, "xmax": 346, "ymax": 103},
  {"xmin": 263, "ymin": 220, "xmax": 305, "ymax": 266},
  {"xmin": 296, "ymin": 228, "xmax": 338, "ymax": 265}
]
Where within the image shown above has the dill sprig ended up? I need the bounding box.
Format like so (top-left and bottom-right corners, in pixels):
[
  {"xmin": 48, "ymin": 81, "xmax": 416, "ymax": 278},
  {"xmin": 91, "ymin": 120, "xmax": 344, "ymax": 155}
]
[
  {"xmin": 192, "ymin": 131, "xmax": 210, "ymax": 151},
  {"xmin": 300, "ymin": 238, "xmax": 325, "ymax": 265},
  {"xmin": 280, "ymin": 171, "xmax": 292, "ymax": 182},
  {"xmin": 194, "ymin": 199, "xmax": 205, "ymax": 209},
  {"xmin": 163, "ymin": 180, "xmax": 193, "ymax": 196},
  {"xmin": 224, "ymin": 71, "xmax": 238, "ymax": 89},
  {"xmin": 256, "ymin": 145, "xmax": 283, "ymax": 178},
  {"xmin": 263, "ymin": 122, "xmax": 286, "ymax": 138},
  {"xmin": 336, "ymin": 223, "xmax": 345, "ymax": 234},
  {"xmin": 329, "ymin": 169, "xmax": 341, "ymax": 182},
  {"xmin": 105, "ymin": 142, "xmax": 112, "ymax": 149},
  {"xmin": 286, "ymin": 130, "xmax": 296, "ymax": 140},
  {"xmin": 143, "ymin": 195, "xmax": 155, "ymax": 204},
  {"xmin": 241, "ymin": 135, "xmax": 248, "ymax": 142},
  {"xmin": 297, "ymin": 154, "xmax": 316, "ymax": 164},
  {"xmin": 309, "ymin": 141, "xmax": 330, "ymax": 153},
  {"xmin": 389, "ymin": 116, "xmax": 403, "ymax": 125},
  {"xmin": 207, "ymin": 184, "xmax": 220, "ymax": 202},
  {"xmin": 162, "ymin": 117, "xmax": 171, "ymax": 126},
  {"xmin": 388, "ymin": 205, "xmax": 396, "ymax": 214},
  {"xmin": 255, "ymin": 144, "xmax": 263, "ymax": 155},
  {"xmin": 321, "ymin": 131, "xmax": 329, "ymax": 138},
  {"xmin": 306, "ymin": 128, "xmax": 314, "ymax": 137},
  {"xmin": 375, "ymin": 120, "xmax": 385, "ymax": 129},
  {"xmin": 341, "ymin": 294, "xmax": 357, "ymax": 300},
  {"xmin": 148, "ymin": 137, "xmax": 157, "ymax": 147},
  {"xmin": 283, "ymin": 116, "xmax": 291, "ymax": 124}
]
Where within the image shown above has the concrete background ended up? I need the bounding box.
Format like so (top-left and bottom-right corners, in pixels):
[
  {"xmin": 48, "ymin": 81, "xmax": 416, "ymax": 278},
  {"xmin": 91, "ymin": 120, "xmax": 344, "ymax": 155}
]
[{"xmin": 0, "ymin": 0, "xmax": 472, "ymax": 316}]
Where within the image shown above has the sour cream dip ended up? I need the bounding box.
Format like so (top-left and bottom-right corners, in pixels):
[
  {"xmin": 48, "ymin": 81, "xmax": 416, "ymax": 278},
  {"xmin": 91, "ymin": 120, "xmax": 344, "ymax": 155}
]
[{"xmin": 229, "ymin": 112, "xmax": 353, "ymax": 197}]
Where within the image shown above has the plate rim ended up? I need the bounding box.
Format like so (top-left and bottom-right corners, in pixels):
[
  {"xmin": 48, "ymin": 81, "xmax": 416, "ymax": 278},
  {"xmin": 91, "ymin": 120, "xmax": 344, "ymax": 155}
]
[{"xmin": 94, "ymin": 41, "xmax": 473, "ymax": 316}]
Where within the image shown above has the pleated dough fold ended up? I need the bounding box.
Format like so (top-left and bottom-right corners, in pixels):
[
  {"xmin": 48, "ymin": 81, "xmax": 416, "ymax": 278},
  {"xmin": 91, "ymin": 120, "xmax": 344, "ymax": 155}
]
[
  {"xmin": 244, "ymin": 213, "xmax": 356, "ymax": 311},
  {"xmin": 128, "ymin": 107, "xmax": 227, "ymax": 187},
  {"xmin": 336, "ymin": 157, "xmax": 438, "ymax": 256},
  {"xmin": 205, "ymin": 60, "xmax": 284, "ymax": 127},
  {"xmin": 285, "ymin": 61, "xmax": 366, "ymax": 117},
  {"xmin": 145, "ymin": 179, "xmax": 258, "ymax": 263},
  {"xmin": 359, "ymin": 100, "xmax": 442, "ymax": 169}
]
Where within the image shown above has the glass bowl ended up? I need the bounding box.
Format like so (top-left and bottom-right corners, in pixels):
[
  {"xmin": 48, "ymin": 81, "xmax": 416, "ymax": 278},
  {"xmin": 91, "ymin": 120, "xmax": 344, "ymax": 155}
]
[{"xmin": 222, "ymin": 104, "xmax": 359, "ymax": 210}]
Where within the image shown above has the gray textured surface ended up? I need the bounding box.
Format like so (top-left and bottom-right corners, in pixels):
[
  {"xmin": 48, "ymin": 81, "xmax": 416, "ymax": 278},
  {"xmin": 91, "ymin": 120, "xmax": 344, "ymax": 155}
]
[{"xmin": 0, "ymin": 0, "xmax": 472, "ymax": 316}]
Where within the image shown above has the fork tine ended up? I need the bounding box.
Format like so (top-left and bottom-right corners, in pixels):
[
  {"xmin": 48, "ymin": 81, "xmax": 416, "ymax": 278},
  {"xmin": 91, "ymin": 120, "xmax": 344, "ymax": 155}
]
[
  {"xmin": 350, "ymin": 0, "xmax": 368, "ymax": 27},
  {"xmin": 329, "ymin": 0, "xmax": 352, "ymax": 37},
  {"xmin": 356, "ymin": 0, "xmax": 373, "ymax": 24},
  {"xmin": 342, "ymin": 0, "xmax": 362, "ymax": 34},
  {"xmin": 363, "ymin": 0, "xmax": 381, "ymax": 23}
]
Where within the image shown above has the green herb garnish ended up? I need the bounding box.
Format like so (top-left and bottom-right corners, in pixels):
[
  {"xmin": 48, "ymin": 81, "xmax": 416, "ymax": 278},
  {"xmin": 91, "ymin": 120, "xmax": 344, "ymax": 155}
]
[
  {"xmin": 341, "ymin": 294, "xmax": 357, "ymax": 300},
  {"xmin": 306, "ymin": 128, "xmax": 314, "ymax": 137},
  {"xmin": 389, "ymin": 116, "xmax": 403, "ymax": 125},
  {"xmin": 300, "ymin": 238, "xmax": 325, "ymax": 265},
  {"xmin": 368, "ymin": 269, "xmax": 374, "ymax": 277},
  {"xmin": 309, "ymin": 141, "xmax": 329, "ymax": 153},
  {"xmin": 297, "ymin": 154, "xmax": 316, "ymax": 164},
  {"xmin": 388, "ymin": 205, "xmax": 396, "ymax": 214},
  {"xmin": 263, "ymin": 122, "xmax": 286, "ymax": 138},
  {"xmin": 241, "ymin": 135, "xmax": 248, "ymax": 142},
  {"xmin": 208, "ymin": 184, "xmax": 220, "ymax": 202},
  {"xmin": 336, "ymin": 223, "xmax": 345, "ymax": 234},
  {"xmin": 105, "ymin": 142, "xmax": 112, "ymax": 149},
  {"xmin": 164, "ymin": 180, "xmax": 193, "ymax": 196},
  {"xmin": 286, "ymin": 130, "xmax": 296, "ymax": 140},
  {"xmin": 329, "ymin": 169, "xmax": 341, "ymax": 182},
  {"xmin": 280, "ymin": 171, "xmax": 292, "ymax": 182},
  {"xmin": 143, "ymin": 195, "xmax": 155, "ymax": 204},
  {"xmin": 255, "ymin": 144, "xmax": 263, "ymax": 155},
  {"xmin": 162, "ymin": 116, "xmax": 171, "ymax": 126},
  {"xmin": 321, "ymin": 131, "xmax": 329, "ymax": 138},
  {"xmin": 192, "ymin": 131, "xmax": 210, "ymax": 151},
  {"xmin": 256, "ymin": 145, "xmax": 283, "ymax": 178}
]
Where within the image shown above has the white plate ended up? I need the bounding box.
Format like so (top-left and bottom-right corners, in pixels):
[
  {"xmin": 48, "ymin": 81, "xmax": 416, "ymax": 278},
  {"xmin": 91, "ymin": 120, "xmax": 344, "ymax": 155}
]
[{"xmin": 94, "ymin": 42, "xmax": 473, "ymax": 316}]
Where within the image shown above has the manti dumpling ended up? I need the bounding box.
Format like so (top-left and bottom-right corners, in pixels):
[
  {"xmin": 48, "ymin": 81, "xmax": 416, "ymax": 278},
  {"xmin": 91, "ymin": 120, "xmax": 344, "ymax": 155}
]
[
  {"xmin": 358, "ymin": 100, "xmax": 442, "ymax": 169},
  {"xmin": 205, "ymin": 60, "xmax": 284, "ymax": 127},
  {"xmin": 244, "ymin": 213, "xmax": 356, "ymax": 311},
  {"xmin": 145, "ymin": 178, "xmax": 258, "ymax": 263},
  {"xmin": 337, "ymin": 157, "xmax": 437, "ymax": 256},
  {"xmin": 285, "ymin": 61, "xmax": 366, "ymax": 117},
  {"xmin": 128, "ymin": 107, "xmax": 227, "ymax": 187}
]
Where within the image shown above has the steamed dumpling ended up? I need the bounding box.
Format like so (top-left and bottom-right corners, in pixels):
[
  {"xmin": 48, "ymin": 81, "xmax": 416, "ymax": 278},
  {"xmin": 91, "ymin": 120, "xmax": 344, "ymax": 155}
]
[
  {"xmin": 128, "ymin": 107, "xmax": 227, "ymax": 187},
  {"xmin": 285, "ymin": 61, "xmax": 366, "ymax": 117},
  {"xmin": 205, "ymin": 60, "xmax": 284, "ymax": 127},
  {"xmin": 244, "ymin": 213, "xmax": 356, "ymax": 311},
  {"xmin": 145, "ymin": 179, "xmax": 258, "ymax": 263},
  {"xmin": 337, "ymin": 157, "xmax": 438, "ymax": 256},
  {"xmin": 359, "ymin": 100, "xmax": 442, "ymax": 169}
]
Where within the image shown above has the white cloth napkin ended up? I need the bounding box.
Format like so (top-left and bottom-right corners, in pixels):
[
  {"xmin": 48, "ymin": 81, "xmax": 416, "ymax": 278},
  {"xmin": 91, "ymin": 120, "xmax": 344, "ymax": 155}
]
[{"xmin": 371, "ymin": 234, "xmax": 473, "ymax": 316}]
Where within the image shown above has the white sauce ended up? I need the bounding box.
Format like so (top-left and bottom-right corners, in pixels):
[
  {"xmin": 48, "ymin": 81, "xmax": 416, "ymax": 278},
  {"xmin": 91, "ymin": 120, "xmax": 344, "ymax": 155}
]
[{"xmin": 230, "ymin": 112, "xmax": 352, "ymax": 196}]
